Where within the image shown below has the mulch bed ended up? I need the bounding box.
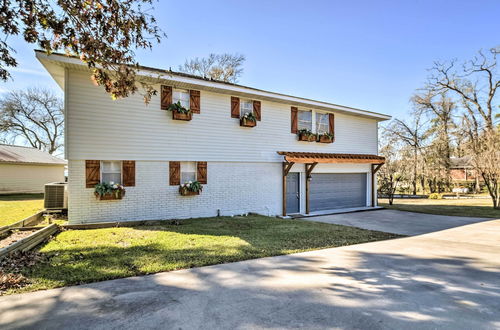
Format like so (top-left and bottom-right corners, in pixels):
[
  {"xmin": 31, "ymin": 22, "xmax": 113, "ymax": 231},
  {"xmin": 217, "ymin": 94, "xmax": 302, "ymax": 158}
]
[
  {"xmin": 0, "ymin": 230, "xmax": 38, "ymax": 249},
  {"xmin": 0, "ymin": 250, "xmax": 50, "ymax": 294}
]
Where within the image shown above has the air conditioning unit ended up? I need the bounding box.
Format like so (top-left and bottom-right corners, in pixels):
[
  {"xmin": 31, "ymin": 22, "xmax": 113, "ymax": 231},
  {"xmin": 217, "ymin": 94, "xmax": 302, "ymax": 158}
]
[{"xmin": 44, "ymin": 182, "xmax": 68, "ymax": 210}]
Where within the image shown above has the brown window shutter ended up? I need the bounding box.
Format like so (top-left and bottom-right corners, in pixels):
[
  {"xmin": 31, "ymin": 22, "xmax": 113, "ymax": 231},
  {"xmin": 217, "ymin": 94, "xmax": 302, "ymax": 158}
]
[
  {"xmin": 231, "ymin": 96, "xmax": 240, "ymax": 118},
  {"xmin": 291, "ymin": 107, "xmax": 298, "ymax": 133},
  {"xmin": 190, "ymin": 90, "xmax": 200, "ymax": 113},
  {"xmin": 122, "ymin": 161, "xmax": 136, "ymax": 187},
  {"xmin": 329, "ymin": 113, "xmax": 335, "ymax": 139},
  {"xmin": 169, "ymin": 161, "xmax": 180, "ymax": 185},
  {"xmin": 85, "ymin": 160, "xmax": 100, "ymax": 188},
  {"xmin": 161, "ymin": 85, "xmax": 172, "ymax": 110},
  {"xmin": 197, "ymin": 162, "xmax": 207, "ymax": 184},
  {"xmin": 253, "ymin": 100, "xmax": 261, "ymax": 121}
]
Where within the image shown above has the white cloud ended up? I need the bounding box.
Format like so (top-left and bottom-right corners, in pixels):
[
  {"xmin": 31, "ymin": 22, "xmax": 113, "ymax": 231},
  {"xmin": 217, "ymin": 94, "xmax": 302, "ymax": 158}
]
[
  {"xmin": 10, "ymin": 67, "xmax": 48, "ymax": 76},
  {"xmin": 0, "ymin": 87, "xmax": 10, "ymax": 94}
]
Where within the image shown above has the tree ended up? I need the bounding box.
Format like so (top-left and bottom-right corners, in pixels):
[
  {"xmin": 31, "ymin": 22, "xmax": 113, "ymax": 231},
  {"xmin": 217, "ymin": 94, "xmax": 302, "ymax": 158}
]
[
  {"xmin": 413, "ymin": 92, "xmax": 456, "ymax": 190},
  {"xmin": 0, "ymin": 88, "xmax": 64, "ymax": 154},
  {"xmin": 427, "ymin": 48, "xmax": 499, "ymax": 132},
  {"xmin": 426, "ymin": 48, "xmax": 499, "ymax": 207},
  {"xmin": 1, "ymin": 0, "xmax": 164, "ymax": 102},
  {"xmin": 383, "ymin": 108, "xmax": 427, "ymax": 195},
  {"xmin": 178, "ymin": 53, "xmax": 246, "ymax": 83},
  {"xmin": 468, "ymin": 127, "xmax": 500, "ymax": 208},
  {"xmin": 377, "ymin": 143, "xmax": 404, "ymax": 205}
]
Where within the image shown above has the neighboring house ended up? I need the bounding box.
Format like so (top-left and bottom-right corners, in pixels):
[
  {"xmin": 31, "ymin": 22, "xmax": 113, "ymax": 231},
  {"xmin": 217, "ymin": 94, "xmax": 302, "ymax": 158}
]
[
  {"xmin": 0, "ymin": 144, "xmax": 66, "ymax": 194},
  {"xmin": 37, "ymin": 51, "xmax": 391, "ymax": 224},
  {"xmin": 450, "ymin": 156, "xmax": 479, "ymax": 181}
]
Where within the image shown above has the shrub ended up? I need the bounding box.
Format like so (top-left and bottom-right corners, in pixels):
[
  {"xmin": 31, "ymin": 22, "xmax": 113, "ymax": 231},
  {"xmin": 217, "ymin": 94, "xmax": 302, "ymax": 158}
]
[{"xmin": 428, "ymin": 193, "xmax": 443, "ymax": 199}]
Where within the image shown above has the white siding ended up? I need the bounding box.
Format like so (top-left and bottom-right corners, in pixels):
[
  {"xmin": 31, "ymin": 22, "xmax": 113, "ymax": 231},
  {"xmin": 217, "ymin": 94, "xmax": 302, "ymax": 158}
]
[
  {"xmin": 68, "ymin": 160, "xmax": 282, "ymax": 224},
  {"xmin": 0, "ymin": 164, "xmax": 65, "ymax": 194},
  {"xmin": 66, "ymin": 71, "xmax": 378, "ymax": 162}
]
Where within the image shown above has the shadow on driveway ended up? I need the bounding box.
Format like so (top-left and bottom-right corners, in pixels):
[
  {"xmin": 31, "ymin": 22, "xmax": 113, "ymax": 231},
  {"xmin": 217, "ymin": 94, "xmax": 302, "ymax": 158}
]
[{"xmin": 1, "ymin": 220, "xmax": 499, "ymax": 329}]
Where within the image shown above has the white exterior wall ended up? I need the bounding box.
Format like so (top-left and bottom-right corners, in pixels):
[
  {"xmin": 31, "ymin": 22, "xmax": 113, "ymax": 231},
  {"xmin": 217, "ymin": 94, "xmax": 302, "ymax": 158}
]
[
  {"xmin": 66, "ymin": 71, "xmax": 378, "ymax": 162},
  {"xmin": 68, "ymin": 160, "xmax": 282, "ymax": 224},
  {"xmin": 65, "ymin": 70, "xmax": 381, "ymax": 223},
  {"xmin": 0, "ymin": 163, "xmax": 65, "ymax": 194}
]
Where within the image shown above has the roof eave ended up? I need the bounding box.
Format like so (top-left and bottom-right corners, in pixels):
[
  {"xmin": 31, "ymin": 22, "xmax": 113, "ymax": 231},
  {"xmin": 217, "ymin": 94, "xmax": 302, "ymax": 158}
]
[{"xmin": 35, "ymin": 51, "xmax": 392, "ymax": 121}]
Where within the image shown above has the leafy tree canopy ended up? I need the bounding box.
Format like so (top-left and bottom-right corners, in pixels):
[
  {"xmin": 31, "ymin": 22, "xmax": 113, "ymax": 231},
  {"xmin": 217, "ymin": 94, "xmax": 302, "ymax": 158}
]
[{"xmin": 0, "ymin": 0, "xmax": 165, "ymax": 102}]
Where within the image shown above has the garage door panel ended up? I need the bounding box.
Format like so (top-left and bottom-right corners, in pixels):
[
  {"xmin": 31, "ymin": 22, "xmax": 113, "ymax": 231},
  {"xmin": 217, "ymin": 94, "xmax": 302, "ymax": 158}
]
[{"xmin": 310, "ymin": 173, "xmax": 367, "ymax": 211}]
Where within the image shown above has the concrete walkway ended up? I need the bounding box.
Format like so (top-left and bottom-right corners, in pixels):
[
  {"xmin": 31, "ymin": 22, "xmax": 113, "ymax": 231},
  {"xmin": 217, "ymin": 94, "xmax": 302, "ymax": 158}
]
[
  {"xmin": 1, "ymin": 219, "xmax": 499, "ymax": 329},
  {"xmin": 303, "ymin": 209, "xmax": 489, "ymax": 235}
]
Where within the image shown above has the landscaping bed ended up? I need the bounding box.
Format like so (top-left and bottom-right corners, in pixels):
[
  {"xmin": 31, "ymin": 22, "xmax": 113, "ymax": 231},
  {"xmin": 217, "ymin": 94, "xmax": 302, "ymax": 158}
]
[
  {"xmin": 1, "ymin": 215, "xmax": 401, "ymax": 295},
  {"xmin": 0, "ymin": 230, "xmax": 38, "ymax": 249}
]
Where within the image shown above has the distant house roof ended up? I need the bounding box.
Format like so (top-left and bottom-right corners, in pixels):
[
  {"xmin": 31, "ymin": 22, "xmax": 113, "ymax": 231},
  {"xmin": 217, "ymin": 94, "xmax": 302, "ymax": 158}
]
[
  {"xmin": 450, "ymin": 156, "xmax": 473, "ymax": 169},
  {"xmin": 0, "ymin": 144, "xmax": 66, "ymax": 165}
]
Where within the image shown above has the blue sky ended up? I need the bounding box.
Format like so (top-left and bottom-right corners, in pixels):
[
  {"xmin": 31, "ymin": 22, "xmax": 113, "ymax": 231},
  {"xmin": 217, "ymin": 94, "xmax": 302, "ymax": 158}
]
[{"xmin": 2, "ymin": 0, "xmax": 500, "ymax": 119}]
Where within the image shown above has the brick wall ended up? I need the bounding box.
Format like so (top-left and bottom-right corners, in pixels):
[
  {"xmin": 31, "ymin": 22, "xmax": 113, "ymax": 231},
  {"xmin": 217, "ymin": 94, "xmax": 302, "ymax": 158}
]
[{"xmin": 68, "ymin": 160, "xmax": 282, "ymax": 224}]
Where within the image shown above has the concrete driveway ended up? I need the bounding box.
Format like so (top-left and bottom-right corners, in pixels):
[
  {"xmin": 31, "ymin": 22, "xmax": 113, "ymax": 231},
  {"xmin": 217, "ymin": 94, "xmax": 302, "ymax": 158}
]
[
  {"xmin": 303, "ymin": 209, "xmax": 490, "ymax": 235},
  {"xmin": 1, "ymin": 219, "xmax": 499, "ymax": 330}
]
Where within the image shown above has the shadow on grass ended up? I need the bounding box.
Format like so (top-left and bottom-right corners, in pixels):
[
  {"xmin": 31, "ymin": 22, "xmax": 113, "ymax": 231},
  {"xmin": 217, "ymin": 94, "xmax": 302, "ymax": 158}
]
[
  {"xmin": 16, "ymin": 216, "xmax": 401, "ymax": 292},
  {"xmin": 2, "ymin": 249, "xmax": 499, "ymax": 329},
  {"xmin": 0, "ymin": 193, "xmax": 44, "ymax": 201}
]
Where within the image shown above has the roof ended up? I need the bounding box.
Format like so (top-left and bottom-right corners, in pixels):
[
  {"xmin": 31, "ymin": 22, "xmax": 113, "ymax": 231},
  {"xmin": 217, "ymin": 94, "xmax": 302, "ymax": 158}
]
[
  {"xmin": 0, "ymin": 144, "xmax": 66, "ymax": 165},
  {"xmin": 277, "ymin": 151, "xmax": 385, "ymax": 164},
  {"xmin": 35, "ymin": 50, "xmax": 391, "ymax": 121},
  {"xmin": 450, "ymin": 156, "xmax": 473, "ymax": 169}
]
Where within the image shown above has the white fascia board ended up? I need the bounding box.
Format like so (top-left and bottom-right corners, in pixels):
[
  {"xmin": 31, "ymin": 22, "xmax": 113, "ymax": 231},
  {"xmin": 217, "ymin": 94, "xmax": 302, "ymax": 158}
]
[{"xmin": 36, "ymin": 51, "xmax": 392, "ymax": 121}]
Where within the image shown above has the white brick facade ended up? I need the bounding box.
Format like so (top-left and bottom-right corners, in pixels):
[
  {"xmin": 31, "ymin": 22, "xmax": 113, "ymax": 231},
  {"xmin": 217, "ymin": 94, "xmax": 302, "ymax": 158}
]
[{"xmin": 68, "ymin": 160, "xmax": 282, "ymax": 224}]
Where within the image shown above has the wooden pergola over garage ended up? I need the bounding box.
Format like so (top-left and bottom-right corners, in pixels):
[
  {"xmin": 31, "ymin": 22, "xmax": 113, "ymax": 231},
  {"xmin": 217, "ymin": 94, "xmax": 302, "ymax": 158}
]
[{"xmin": 278, "ymin": 151, "xmax": 385, "ymax": 216}]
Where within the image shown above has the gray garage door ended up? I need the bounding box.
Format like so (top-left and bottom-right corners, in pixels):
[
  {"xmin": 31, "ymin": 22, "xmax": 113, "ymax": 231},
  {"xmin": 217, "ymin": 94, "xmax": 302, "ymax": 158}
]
[{"xmin": 310, "ymin": 173, "xmax": 367, "ymax": 212}]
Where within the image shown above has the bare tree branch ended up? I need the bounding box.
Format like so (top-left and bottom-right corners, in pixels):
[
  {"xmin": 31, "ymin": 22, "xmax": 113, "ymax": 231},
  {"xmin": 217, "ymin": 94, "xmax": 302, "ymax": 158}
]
[{"xmin": 0, "ymin": 88, "xmax": 64, "ymax": 154}]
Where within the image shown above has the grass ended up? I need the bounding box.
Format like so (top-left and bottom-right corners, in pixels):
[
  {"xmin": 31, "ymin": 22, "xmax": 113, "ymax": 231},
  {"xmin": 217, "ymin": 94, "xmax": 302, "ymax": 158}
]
[
  {"xmin": 379, "ymin": 197, "xmax": 500, "ymax": 218},
  {"xmin": 6, "ymin": 215, "xmax": 400, "ymax": 294},
  {"xmin": 0, "ymin": 194, "xmax": 44, "ymax": 227}
]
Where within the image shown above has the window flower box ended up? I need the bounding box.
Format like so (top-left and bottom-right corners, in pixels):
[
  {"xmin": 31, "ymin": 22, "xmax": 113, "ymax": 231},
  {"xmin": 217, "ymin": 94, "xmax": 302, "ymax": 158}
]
[
  {"xmin": 240, "ymin": 118, "xmax": 256, "ymax": 127},
  {"xmin": 318, "ymin": 133, "xmax": 334, "ymax": 143},
  {"xmin": 179, "ymin": 181, "xmax": 203, "ymax": 196},
  {"xmin": 97, "ymin": 192, "xmax": 124, "ymax": 200},
  {"xmin": 240, "ymin": 112, "xmax": 257, "ymax": 127},
  {"xmin": 168, "ymin": 101, "xmax": 192, "ymax": 121},
  {"xmin": 298, "ymin": 129, "xmax": 317, "ymax": 142},
  {"xmin": 94, "ymin": 182, "xmax": 125, "ymax": 200}
]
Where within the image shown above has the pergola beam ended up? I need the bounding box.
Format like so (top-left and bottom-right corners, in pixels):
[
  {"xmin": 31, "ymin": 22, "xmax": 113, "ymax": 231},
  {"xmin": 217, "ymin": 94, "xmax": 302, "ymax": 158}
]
[
  {"xmin": 305, "ymin": 162, "xmax": 318, "ymax": 214},
  {"xmin": 371, "ymin": 163, "xmax": 384, "ymax": 207}
]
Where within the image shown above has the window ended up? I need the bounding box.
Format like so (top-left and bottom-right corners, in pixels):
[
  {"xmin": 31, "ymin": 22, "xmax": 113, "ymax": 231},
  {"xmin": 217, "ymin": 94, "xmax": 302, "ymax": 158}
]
[
  {"xmin": 316, "ymin": 113, "xmax": 329, "ymax": 134},
  {"xmin": 101, "ymin": 161, "xmax": 122, "ymax": 184},
  {"xmin": 240, "ymin": 100, "xmax": 253, "ymax": 118},
  {"xmin": 173, "ymin": 89, "xmax": 190, "ymax": 109},
  {"xmin": 180, "ymin": 161, "xmax": 196, "ymax": 184},
  {"xmin": 298, "ymin": 110, "xmax": 312, "ymax": 131}
]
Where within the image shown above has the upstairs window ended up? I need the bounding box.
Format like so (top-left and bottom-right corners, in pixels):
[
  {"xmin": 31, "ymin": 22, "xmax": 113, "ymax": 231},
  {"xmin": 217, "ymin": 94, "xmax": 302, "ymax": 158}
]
[
  {"xmin": 316, "ymin": 113, "xmax": 329, "ymax": 134},
  {"xmin": 101, "ymin": 161, "xmax": 122, "ymax": 184},
  {"xmin": 180, "ymin": 161, "xmax": 196, "ymax": 184},
  {"xmin": 173, "ymin": 89, "xmax": 190, "ymax": 109},
  {"xmin": 298, "ymin": 110, "xmax": 312, "ymax": 131},
  {"xmin": 240, "ymin": 99, "xmax": 253, "ymax": 117}
]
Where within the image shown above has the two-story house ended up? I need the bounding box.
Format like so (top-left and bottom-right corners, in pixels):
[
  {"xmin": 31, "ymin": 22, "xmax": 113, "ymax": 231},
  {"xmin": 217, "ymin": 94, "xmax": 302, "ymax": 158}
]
[{"xmin": 36, "ymin": 51, "xmax": 390, "ymax": 224}]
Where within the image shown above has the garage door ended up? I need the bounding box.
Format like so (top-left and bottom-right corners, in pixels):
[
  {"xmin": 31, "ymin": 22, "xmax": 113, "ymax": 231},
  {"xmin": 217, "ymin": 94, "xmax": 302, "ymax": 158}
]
[{"xmin": 310, "ymin": 173, "xmax": 367, "ymax": 212}]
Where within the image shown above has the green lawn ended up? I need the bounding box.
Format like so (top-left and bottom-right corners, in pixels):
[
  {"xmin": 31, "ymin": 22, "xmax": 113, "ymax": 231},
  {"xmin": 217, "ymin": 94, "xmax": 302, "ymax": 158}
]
[
  {"xmin": 5, "ymin": 215, "xmax": 400, "ymax": 294},
  {"xmin": 379, "ymin": 197, "xmax": 500, "ymax": 218},
  {"xmin": 0, "ymin": 194, "xmax": 44, "ymax": 227}
]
